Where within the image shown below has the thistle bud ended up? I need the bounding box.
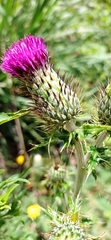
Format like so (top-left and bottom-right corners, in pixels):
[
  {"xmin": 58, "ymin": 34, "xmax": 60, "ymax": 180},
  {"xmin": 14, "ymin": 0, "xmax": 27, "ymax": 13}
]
[
  {"xmin": 49, "ymin": 220, "xmax": 86, "ymax": 240},
  {"xmin": 98, "ymin": 84, "xmax": 111, "ymax": 125},
  {"xmin": 1, "ymin": 35, "xmax": 81, "ymax": 131},
  {"xmin": 47, "ymin": 164, "xmax": 66, "ymax": 183}
]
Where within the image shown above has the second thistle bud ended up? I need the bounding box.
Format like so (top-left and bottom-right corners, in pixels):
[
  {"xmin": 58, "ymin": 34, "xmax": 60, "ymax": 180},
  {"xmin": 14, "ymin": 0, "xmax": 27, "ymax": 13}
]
[{"xmin": 98, "ymin": 83, "xmax": 111, "ymax": 125}]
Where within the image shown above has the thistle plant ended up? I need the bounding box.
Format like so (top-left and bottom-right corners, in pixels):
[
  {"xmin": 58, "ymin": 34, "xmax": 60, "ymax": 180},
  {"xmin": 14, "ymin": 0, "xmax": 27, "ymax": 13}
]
[{"xmin": 1, "ymin": 35, "xmax": 111, "ymax": 239}]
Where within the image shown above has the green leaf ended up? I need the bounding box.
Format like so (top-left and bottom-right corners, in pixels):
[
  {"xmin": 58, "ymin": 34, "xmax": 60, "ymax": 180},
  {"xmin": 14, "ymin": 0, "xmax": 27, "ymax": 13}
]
[
  {"xmin": 0, "ymin": 176, "xmax": 30, "ymax": 189},
  {"xmin": 82, "ymin": 123, "xmax": 111, "ymax": 135},
  {"xmin": 0, "ymin": 204, "xmax": 11, "ymax": 210},
  {"xmin": 0, "ymin": 109, "xmax": 29, "ymax": 125},
  {"xmin": 19, "ymin": 168, "xmax": 30, "ymax": 179},
  {"xmin": 0, "ymin": 184, "xmax": 19, "ymax": 205}
]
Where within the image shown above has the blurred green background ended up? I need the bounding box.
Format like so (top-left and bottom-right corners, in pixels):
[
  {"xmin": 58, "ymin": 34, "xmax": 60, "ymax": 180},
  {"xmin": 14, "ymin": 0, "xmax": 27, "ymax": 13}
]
[{"xmin": 0, "ymin": 0, "xmax": 111, "ymax": 239}]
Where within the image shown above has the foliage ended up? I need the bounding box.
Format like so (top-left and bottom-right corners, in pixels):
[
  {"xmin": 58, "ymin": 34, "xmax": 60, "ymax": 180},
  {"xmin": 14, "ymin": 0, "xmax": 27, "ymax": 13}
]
[{"xmin": 0, "ymin": 109, "xmax": 29, "ymax": 125}]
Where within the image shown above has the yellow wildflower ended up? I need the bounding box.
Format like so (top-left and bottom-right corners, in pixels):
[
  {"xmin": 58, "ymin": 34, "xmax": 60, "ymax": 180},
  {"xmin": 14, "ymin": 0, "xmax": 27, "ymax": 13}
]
[
  {"xmin": 16, "ymin": 155, "xmax": 25, "ymax": 165},
  {"xmin": 27, "ymin": 204, "xmax": 41, "ymax": 220}
]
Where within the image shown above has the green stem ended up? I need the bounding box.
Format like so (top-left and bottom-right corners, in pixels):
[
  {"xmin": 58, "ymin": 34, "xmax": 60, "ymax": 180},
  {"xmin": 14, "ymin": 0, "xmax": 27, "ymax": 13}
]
[{"xmin": 73, "ymin": 138, "xmax": 86, "ymax": 200}]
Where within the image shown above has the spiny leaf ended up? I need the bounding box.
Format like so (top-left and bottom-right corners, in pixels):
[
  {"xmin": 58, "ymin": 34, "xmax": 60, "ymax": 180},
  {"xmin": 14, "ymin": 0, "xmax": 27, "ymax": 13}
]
[
  {"xmin": 0, "ymin": 109, "xmax": 29, "ymax": 125},
  {"xmin": 82, "ymin": 123, "xmax": 111, "ymax": 135}
]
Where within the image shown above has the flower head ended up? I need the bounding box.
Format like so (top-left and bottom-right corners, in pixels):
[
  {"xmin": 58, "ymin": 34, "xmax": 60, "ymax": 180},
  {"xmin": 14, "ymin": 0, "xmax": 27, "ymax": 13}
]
[
  {"xmin": 1, "ymin": 35, "xmax": 81, "ymax": 132},
  {"xmin": 16, "ymin": 155, "xmax": 25, "ymax": 165},
  {"xmin": 27, "ymin": 203, "xmax": 41, "ymax": 220},
  {"xmin": 1, "ymin": 35, "xmax": 49, "ymax": 78}
]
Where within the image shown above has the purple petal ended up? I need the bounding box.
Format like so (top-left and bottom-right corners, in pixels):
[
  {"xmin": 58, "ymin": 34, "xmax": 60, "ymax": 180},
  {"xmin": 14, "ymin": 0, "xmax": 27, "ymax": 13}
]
[{"xmin": 1, "ymin": 35, "xmax": 49, "ymax": 78}]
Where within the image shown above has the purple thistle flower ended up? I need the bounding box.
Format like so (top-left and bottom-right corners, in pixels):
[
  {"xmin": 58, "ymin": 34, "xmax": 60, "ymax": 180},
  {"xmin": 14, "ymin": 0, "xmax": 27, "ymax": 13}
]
[
  {"xmin": 1, "ymin": 35, "xmax": 49, "ymax": 78},
  {"xmin": 1, "ymin": 35, "xmax": 81, "ymax": 132}
]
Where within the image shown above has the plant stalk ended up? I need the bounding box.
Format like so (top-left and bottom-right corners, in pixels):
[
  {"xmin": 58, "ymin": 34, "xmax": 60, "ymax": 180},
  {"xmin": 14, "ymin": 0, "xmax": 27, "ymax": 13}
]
[{"xmin": 73, "ymin": 138, "xmax": 86, "ymax": 200}]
